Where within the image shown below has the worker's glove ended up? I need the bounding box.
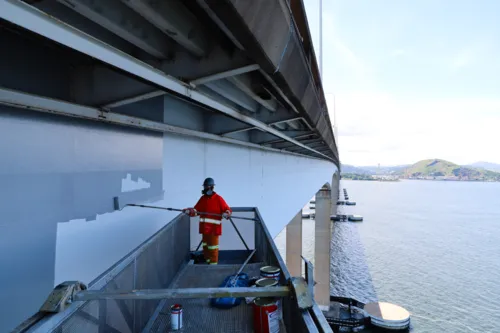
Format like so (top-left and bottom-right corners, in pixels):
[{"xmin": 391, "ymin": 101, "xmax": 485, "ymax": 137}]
[
  {"xmin": 222, "ymin": 210, "xmax": 231, "ymax": 219},
  {"xmin": 183, "ymin": 208, "xmax": 197, "ymax": 217}
]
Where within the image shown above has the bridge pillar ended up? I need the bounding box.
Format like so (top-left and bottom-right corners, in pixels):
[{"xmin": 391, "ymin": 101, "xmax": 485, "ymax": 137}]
[
  {"xmin": 331, "ymin": 171, "xmax": 340, "ymax": 214},
  {"xmin": 286, "ymin": 209, "xmax": 302, "ymax": 276},
  {"xmin": 314, "ymin": 183, "xmax": 332, "ymax": 310}
]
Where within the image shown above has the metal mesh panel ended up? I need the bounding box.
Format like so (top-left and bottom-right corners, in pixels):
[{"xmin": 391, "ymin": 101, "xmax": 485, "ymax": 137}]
[{"xmin": 49, "ymin": 214, "xmax": 190, "ymax": 333}]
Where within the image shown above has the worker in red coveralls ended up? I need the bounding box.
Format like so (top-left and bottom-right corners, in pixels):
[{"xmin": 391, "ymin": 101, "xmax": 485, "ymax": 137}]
[{"xmin": 183, "ymin": 178, "xmax": 232, "ymax": 265}]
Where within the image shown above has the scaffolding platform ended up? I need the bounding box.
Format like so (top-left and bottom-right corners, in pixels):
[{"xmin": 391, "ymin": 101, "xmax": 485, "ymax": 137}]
[{"xmin": 12, "ymin": 208, "xmax": 330, "ymax": 333}]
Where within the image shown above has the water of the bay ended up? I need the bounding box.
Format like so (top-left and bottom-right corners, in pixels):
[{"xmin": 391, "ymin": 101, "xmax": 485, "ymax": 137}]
[{"xmin": 275, "ymin": 179, "xmax": 500, "ymax": 333}]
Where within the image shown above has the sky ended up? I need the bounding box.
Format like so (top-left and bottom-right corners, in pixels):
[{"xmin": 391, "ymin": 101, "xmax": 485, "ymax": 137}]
[{"xmin": 303, "ymin": 0, "xmax": 500, "ymax": 166}]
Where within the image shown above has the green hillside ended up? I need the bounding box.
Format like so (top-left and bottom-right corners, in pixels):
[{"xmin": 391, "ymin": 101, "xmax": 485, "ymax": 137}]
[{"xmin": 401, "ymin": 159, "xmax": 500, "ymax": 181}]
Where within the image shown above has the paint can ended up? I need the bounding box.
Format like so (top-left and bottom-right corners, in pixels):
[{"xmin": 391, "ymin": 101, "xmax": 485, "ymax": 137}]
[
  {"xmin": 255, "ymin": 278, "xmax": 282, "ymax": 320},
  {"xmin": 253, "ymin": 297, "xmax": 280, "ymax": 333},
  {"xmin": 170, "ymin": 304, "xmax": 183, "ymax": 331},
  {"xmin": 260, "ymin": 266, "xmax": 281, "ymax": 281},
  {"xmin": 255, "ymin": 278, "xmax": 278, "ymax": 288}
]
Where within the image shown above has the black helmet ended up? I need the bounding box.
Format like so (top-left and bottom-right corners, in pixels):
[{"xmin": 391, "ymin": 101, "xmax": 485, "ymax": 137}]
[{"xmin": 203, "ymin": 177, "xmax": 215, "ymax": 187}]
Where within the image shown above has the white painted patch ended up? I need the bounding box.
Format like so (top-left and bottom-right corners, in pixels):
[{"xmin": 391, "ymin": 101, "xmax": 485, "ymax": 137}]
[
  {"xmin": 55, "ymin": 199, "xmax": 176, "ymax": 286},
  {"xmin": 121, "ymin": 173, "xmax": 151, "ymax": 192}
]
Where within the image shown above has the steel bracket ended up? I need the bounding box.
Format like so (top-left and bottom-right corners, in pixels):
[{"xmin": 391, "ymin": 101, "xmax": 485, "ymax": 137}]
[{"xmin": 39, "ymin": 281, "xmax": 87, "ymax": 313}]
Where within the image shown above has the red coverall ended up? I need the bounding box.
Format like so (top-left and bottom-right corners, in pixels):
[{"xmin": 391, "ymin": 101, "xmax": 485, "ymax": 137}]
[{"xmin": 193, "ymin": 192, "xmax": 232, "ymax": 264}]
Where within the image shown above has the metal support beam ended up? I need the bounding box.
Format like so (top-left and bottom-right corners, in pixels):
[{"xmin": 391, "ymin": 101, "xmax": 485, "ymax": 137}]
[
  {"xmin": 120, "ymin": 0, "xmax": 208, "ymax": 57},
  {"xmin": 228, "ymin": 74, "xmax": 278, "ymax": 112},
  {"xmin": 270, "ymin": 138, "xmax": 324, "ymax": 149},
  {"xmin": 313, "ymin": 147, "xmax": 333, "ymax": 154},
  {"xmin": 205, "ymin": 79, "xmax": 258, "ymax": 112},
  {"xmin": 258, "ymin": 133, "xmax": 317, "ymax": 146},
  {"xmin": 250, "ymin": 130, "xmax": 313, "ymax": 144},
  {"xmin": 0, "ymin": 87, "xmax": 324, "ymax": 161},
  {"xmin": 71, "ymin": 64, "xmax": 160, "ymax": 107},
  {"xmin": 190, "ymin": 64, "xmax": 259, "ymax": 86},
  {"xmin": 160, "ymin": 46, "xmax": 252, "ymax": 81},
  {"xmin": 74, "ymin": 286, "xmax": 290, "ymax": 301},
  {"xmin": 103, "ymin": 90, "xmax": 166, "ymax": 109},
  {"xmin": 286, "ymin": 142, "xmax": 326, "ymax": 152},
  {"xmin": 56, "ymin": 0, "xmax": 172, "ymax": 59},
  {"xmin": 286, "ymin": 119, "xmax": 300, "ymax": 130},
  {"xmin": 222, "ymin": 127, "xmax": 259, "ymax": 136},
  {"xmin": 208, "ymin": 108, "xmax": 305, "ymax": 135},
  {"xmin": 0, "ymin": 0, "xmax": 333, "ymax": 161},
  {"xmin": 195, "ymin": 0, "xmax": 244, "ymax": 50}
]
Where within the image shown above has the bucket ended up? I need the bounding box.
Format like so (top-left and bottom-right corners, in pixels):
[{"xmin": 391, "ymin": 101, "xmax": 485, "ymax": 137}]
[
  {"xmin": 253, "ymin": 297, "xmax": 280, "ymax": 333},
  {"xmin": 260, "ymin": 266, "xmax": 281, "ymax": 281},
  {"xmin": 170, "ymin": 304, "xmax": 183, "ymax": 330},
  {"xmin": 255, "ymin": 278, "xmax": 282, "ymax": 321}
]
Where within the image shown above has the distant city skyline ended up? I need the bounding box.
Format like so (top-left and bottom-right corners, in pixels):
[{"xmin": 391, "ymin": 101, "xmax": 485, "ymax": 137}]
[{"xmin": 304, "ymin": 0, "xmax": 500, "ymax": 166}]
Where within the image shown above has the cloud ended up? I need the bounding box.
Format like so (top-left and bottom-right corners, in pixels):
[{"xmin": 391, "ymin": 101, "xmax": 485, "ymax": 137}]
[{"xmin": 328, "ymin": 92, "xmax": 500, "ymax": 166}]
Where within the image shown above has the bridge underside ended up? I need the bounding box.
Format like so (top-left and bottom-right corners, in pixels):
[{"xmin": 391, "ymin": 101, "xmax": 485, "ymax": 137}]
[{"xmin": 0, "ymin": 0, "xmax": 338, "ymax": 164}]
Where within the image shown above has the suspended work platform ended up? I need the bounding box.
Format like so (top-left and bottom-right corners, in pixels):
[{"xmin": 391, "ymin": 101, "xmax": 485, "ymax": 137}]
[{"xmin": 13, "ymin": 208, "xmax": 331, "ymax": 333}]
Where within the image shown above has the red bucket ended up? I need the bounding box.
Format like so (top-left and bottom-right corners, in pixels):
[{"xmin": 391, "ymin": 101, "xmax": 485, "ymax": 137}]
[{"xmin": 253, "ymin": 297, "xmax": 280, "ymax": 333}]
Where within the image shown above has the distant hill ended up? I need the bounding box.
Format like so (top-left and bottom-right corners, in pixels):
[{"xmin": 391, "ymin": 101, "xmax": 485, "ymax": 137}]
[
  {"xmin": 401, "ymin": 159, "xmax": 500, "ymax": 181},
  {"xmin": 359, "ymin": 165, "xmax": 409, "ymax": 175},
  {"xmin": 341, "ymin": 164, "xmax": 409, "ymax": 175},
  {"xmin": 467, "ymin": 161, "xmax": 500, "ymax": 172},
  {"xmin": 341, "ymin": 164, "xmax": 371, "ymax": 174}
]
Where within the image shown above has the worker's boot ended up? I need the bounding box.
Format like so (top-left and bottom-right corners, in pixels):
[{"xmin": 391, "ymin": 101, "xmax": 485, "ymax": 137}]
[{"xmin": 190, "ymin": 251, "xmax": 207, "ymax": 264}]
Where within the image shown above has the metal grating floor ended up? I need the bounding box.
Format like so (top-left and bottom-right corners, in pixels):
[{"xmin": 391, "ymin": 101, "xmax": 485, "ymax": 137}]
[{"xmin": 148, "ymin": 263, "xmax": 285, "ymax": 333}]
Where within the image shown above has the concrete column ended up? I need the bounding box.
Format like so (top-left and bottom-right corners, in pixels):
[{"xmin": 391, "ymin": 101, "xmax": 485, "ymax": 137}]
[
  {"xmin": 331, "ymin": 171, "xmax": 340, "ymax": 214},
  {"xmin": 286, "ymin": 209, "xmax": 302, "ymax": 276},
  {"xmin": 314, "ymin": 183, "xmax": 332, "ymax": 310}
]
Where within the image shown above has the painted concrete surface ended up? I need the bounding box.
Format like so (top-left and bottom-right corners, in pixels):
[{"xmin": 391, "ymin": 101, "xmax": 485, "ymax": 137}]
[
  {"xmin": 162, "ymin": 133, "xmax": 336, "ymax": 238},
  {"xmin": 0, "ymin": 107, "xmax": 336, "ymax": 331}
]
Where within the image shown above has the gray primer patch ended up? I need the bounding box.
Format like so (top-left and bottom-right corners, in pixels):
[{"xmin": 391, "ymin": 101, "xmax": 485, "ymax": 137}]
[
  {"xmin": 0, "ymin": 106, "xmax": 163, "ymax": 332},
  {"xmin": 121, "ymin": 173, "xmax": 152, "ymax": 192}
]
